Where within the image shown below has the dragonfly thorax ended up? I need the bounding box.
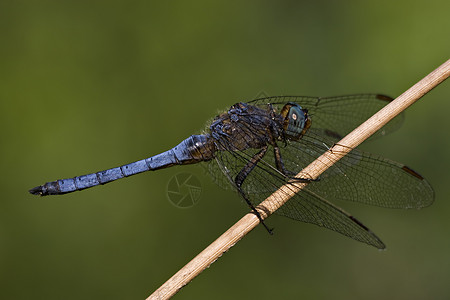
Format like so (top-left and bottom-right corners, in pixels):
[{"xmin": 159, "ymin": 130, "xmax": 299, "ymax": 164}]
[{"xmin": 209, "ymin": 102, "xmax": 282, "ymax": 151}]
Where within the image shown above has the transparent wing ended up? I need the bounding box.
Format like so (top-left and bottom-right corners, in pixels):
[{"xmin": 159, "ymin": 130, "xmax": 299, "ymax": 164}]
[
  {"xmin": 208, "ymin": 147, "xmax": 386, "ymax": 249},
  {"xmin": 247, "ymin": 94, "xmax": 404, "ymax": 140},
  {"xmin": 283, "ymin": 128, "xmax": 435, "ymax": 208},
  {"xmin": 207, "ymin": 132, "xmax": 433, "ymax": 248},
  {"xmin": 276, "ymin": 188, "xmax": 386, "ymax": 249}
]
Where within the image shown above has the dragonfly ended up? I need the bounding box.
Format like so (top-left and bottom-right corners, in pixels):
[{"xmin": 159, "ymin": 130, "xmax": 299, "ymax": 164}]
[{"xmin": 29, "ymin": 94, "xmax": 434, "ymax": 249}]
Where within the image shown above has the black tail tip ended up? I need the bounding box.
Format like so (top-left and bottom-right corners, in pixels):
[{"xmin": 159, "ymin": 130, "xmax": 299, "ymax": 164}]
[{"xmin": 29, "ymin": 186, "xmax": 44, "ymax": 196}]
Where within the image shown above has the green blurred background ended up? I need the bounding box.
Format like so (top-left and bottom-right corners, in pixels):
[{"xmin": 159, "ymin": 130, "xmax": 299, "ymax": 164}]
[{"xmin": 1, "ymin": 1, "xmax": 449, "ymax": 299}]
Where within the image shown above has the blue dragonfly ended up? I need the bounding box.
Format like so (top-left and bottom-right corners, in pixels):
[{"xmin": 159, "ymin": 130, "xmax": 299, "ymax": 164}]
[{"xmin": 30, "ymin": 94, "xmax": 434, "ymax": 249}]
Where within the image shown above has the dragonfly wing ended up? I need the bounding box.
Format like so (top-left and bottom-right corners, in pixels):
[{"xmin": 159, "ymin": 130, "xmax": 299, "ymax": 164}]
[
  {"xmin": 248, "ymin": 94, "xmax": 404, "ymax": 141},
  {"xmin": 209, "ymin": 146, "xmax": 386, "ymax": 248},
  {"xmin": 280, "ymin": 128, "xmax": 435, "ymax": 208},
  {"xmin": 276, "ymin": 186, "xmax": 386, "ymax": 249}
]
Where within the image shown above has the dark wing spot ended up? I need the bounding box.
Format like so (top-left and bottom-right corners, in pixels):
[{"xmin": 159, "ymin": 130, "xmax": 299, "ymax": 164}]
[
  {"xmin": 401, "ymin": 165, "xmax": 424, "ymax": 180},
  {"xmin": 349, "ymin": 215, "xmax": 369, "ymax": 231},
  {"xmin": 376, "ymin": 94, "xmax": 394, "ymax": 102}
]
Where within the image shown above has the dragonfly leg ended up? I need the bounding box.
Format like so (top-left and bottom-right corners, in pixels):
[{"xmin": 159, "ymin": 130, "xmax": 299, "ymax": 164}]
[
  {"xmin": 235, "ymin": 146, "xmax": 274, "ymax": 234},
  {"xmin": 273, "ymin": 145, "xmax": 291, "ymax": 176},
  {"xmin": 273, "ymin": 145, "xmax": 317, "ymax": 183}
]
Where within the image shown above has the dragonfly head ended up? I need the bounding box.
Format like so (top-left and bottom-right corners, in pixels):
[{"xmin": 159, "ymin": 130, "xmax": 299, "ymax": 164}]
[{"xmin": 280, "ymin": 102, "xmax": 311, "ymax": 140}]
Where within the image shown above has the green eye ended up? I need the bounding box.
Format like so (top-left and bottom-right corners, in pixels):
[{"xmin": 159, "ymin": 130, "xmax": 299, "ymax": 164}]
[{"xmin": 285, "ymin": 104, "xmax": 307, "ymax": 138}]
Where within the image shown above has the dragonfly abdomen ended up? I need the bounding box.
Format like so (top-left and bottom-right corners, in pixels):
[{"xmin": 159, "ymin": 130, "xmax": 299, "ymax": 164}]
[{"xmin": 29, "ymin": 135, "xmax": 215, "ymax": 196}]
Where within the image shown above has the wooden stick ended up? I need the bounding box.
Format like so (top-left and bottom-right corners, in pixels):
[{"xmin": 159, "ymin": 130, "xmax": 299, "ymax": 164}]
[{"xmin": 147, "ymin": 59, "xmax": 450, "ymax": 300}]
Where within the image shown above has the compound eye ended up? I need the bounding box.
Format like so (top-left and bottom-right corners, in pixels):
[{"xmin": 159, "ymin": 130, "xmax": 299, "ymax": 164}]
[{"xmin": 285, "ymin": 105, "xmax": 306, "ymax": 137}]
